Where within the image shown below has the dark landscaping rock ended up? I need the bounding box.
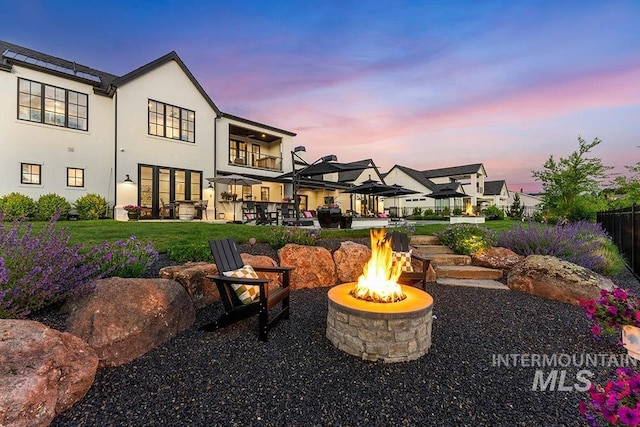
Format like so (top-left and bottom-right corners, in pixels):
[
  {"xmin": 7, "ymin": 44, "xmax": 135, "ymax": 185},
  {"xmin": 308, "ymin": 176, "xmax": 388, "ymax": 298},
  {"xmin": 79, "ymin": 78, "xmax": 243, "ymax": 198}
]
[
  {"xmin": 0, "ymin": 320, "xmax": 98, "ymax": 427},
  {"xmin": 65, "ymin": 278, "xmax": 195, "ymax": 367}
]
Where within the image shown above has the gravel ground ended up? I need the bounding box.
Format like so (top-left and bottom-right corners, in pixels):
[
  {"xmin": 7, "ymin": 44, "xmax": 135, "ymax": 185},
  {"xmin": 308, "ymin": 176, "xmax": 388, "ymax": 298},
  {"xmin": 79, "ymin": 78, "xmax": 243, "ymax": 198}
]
[{"xmin": 34, "ymin": 240, "xmax": 640, "ymax": 426}]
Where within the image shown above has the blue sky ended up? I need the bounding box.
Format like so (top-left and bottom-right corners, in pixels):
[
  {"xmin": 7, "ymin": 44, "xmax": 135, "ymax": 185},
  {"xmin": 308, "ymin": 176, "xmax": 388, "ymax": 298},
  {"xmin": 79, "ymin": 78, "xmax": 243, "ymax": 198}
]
[{"xmin": 3, "ymin": 0, "xmax": 639, "ymax": 192}]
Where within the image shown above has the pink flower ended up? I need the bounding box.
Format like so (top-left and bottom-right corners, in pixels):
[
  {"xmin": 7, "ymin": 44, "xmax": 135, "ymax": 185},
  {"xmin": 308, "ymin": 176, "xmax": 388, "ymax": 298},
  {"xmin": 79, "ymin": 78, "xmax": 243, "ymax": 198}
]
[{"xmin": 618, "ymin": 406, "xmax": 640, "ymax": 426}]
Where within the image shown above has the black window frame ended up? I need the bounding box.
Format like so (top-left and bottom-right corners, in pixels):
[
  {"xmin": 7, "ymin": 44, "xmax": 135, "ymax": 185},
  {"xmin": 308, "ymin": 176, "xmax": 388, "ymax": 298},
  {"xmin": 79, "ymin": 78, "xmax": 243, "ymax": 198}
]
[
  {"xmin": 17, "ymin": 78, "xmax": 88, "ymax": 131},
  {"xmin": 147, "ymin": 99, "xmax": 195, "ymax": 143},
  {"xmin": 66, "ymin": 167, "xmax": 85, "ymax": 188},
  {"xmin": 21, "ymin": 162, "xmax": 41, "ymax": 185}
]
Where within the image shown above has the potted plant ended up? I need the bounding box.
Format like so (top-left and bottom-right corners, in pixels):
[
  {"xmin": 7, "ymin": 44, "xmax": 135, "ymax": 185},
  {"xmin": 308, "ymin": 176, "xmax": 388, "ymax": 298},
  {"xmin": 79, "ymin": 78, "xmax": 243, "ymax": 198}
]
[
  {"xmin": 581, "ymin": 288, "xmax": 640, "ymax": 359},
  {"xmin": 123, "ymin": 204, "xmax": 142, "ymax": 220},
  {"xmin": 317, "ymin": 203, "xmax": 341, "ymax": 228},
  {"xmin": 580, "ymin": 367, "xmax": 640, "ymax": 426},
  {"xmin": 220, "ymin": 191, "xmax": 237, "ymax": 201}
]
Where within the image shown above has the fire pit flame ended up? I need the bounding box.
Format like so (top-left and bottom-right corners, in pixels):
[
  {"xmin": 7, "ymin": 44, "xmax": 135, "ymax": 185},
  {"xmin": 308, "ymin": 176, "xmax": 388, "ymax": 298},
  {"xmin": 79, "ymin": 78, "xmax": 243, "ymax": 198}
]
[
  {"xmin": 464, "ymin": 202, "xmax": 475, "ymax": 216},
  {"xmin": 350, "ymin": 229, "xmax": 407, "ymax": 303}
]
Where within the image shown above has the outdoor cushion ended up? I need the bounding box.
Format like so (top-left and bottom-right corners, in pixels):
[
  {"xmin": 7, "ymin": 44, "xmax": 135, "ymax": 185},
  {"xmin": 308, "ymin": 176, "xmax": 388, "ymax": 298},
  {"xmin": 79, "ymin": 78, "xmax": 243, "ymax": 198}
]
[
  {"xmin": 223, "ymin": 265, "xmax": 260, "ymax": 304},
  {"xmin": 303, "ymin": 211, "xmax": 313, "ymax": 218},
  {"xmin": 392, "ymin": 250, "xmax": 413, "ymax": 272},
  {"xmin": 378, "ymin": 212, "xmax": 388, "ymax": 218}
]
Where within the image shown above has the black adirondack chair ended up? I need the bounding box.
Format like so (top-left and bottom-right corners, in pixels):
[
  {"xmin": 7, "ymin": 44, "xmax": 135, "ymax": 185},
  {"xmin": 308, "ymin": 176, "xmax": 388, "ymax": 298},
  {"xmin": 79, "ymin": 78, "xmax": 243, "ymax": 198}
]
[
  {"xmin": 388, "ymin": 231, "xmax": 431, "ymax": 290},
  {"xmin": 255, "ymin": 204, "xmax": 278, "ymax": 225},
  {"xmin": 202, "ymin": 238, "xmax": 293, "ymax": 341}
]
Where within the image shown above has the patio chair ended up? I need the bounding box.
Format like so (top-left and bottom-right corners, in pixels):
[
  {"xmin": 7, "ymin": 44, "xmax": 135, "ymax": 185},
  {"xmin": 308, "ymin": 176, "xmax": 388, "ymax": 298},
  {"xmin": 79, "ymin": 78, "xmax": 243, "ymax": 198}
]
[
  {"xmin": 202, "ymin": 238, "xmax": 293, "ymax": 341},
  {"xmin": 280, "ymin": 204, "xmax": 297, "ymax": 226},
  {"xmin": 159, "ymin": 198, "xmax": 176, "ymax": 219},
  {"xmin": 194, "ymin": 199, "xmax": 208, "ymax": 220},
  {"xmin": 255, "ymin": 204, "xmax": 278, "ymax": 226},
  {"xmin": 387, "ymin": 231, "xmax": 431, "ymax": 290}
]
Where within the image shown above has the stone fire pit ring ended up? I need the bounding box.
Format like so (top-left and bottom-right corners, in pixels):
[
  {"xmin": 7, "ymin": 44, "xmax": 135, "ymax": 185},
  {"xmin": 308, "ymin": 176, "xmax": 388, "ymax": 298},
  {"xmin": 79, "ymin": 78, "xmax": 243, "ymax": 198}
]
[{"xmin": 326, "ymin": 283, "xmax": 433, "ymax": 363}]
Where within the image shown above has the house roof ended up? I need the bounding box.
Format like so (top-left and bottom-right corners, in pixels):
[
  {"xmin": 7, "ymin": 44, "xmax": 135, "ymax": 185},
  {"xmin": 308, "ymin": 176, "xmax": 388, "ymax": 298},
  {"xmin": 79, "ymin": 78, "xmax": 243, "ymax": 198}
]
[
  {"xmin": 421, "ymin": 163, "xmax": 486, "ymax": 179},
  {"xmin": 109, "ymin": 51, "xmax": 221, "ymax": 114},
  {"xmin": 0, "ymin": 40, "xmax": 119, "ymax": 90},
  {"xmin": 222, "ymin": 112, "xmax": 296, "ymax": 137},
  {"xmin": 337, "ymin": 159, "xmax": 379, "ymax": 183},
  {"xmin": 483, "ymin": 180, "xmax": 508, "ymax": 196},
  {"xmin": 392, "ymin": 165, "xmax": 438, "ymax": 191}
]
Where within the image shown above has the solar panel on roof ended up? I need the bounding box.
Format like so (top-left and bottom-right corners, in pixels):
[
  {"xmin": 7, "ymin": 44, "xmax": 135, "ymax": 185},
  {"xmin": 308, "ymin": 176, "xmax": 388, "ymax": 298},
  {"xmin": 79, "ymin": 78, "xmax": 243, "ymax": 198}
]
[{"xmin": 1, "ymin": 49, "xmax": 101, "ymax": 84}]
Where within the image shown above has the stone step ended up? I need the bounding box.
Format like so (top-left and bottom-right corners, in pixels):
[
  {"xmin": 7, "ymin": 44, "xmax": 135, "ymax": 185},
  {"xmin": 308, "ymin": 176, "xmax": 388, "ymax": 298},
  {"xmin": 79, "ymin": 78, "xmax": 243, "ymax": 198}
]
[
  {"xmin": 426, "ymin": 254, "xmax": 471, "ymax": 267},
  {"xmin": 410, "ymin": 235, "xmax": 439, "ymax": 245},
  {"xmin": 412, "ymin": 244, "xmax": 454, "ymax": 256},
  {"xmin": 436, "ymin": 278, "xmax": 510, "ymax": 290},
  {"xmin": 435, "ymin": 265, "xmax": 503, "ymax": 280}
]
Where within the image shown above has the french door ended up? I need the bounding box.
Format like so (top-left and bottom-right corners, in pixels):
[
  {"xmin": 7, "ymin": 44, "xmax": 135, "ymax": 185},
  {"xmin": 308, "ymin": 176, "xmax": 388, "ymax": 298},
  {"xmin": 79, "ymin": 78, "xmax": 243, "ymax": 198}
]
[{"xmin": 139, "ymin": 165, "xmax": 202, "ymax": 218}]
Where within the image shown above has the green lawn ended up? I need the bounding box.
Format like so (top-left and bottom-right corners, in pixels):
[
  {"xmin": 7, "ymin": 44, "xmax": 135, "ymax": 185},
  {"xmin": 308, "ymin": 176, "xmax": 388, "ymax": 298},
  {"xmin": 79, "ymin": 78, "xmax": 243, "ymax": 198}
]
[{"xmin": 49, "ymin": 219, "xmax": 525, "ymax": 253}]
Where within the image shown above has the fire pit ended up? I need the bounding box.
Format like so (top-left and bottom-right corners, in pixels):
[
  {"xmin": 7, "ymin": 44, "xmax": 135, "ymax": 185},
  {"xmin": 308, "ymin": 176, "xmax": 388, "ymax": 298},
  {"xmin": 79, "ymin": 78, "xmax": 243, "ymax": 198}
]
[{"xmin": 326, "ymin": 229, "xmax": 434, "ymax": 362}]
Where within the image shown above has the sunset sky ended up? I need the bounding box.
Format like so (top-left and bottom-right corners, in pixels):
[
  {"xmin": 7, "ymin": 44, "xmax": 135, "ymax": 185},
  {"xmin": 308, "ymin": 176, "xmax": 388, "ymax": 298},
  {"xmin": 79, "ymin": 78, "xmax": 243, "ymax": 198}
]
[{"xmin": 3, "ymin": 0, "xmax": 639, "ymax": 192}]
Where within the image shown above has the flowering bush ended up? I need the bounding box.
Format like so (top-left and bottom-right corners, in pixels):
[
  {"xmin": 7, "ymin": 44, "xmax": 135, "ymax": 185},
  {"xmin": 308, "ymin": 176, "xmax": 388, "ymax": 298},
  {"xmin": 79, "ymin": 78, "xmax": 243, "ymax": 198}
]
[
  {"xmin": 434, "ymin": 224, "xmax": 496, "ymax": 255},
  {"xmin": 123, "ymin": 205, "xmax": 143, "ymax": 212},
  {"xmin": 266, "ymin": 226, "xmax": 321, "ymax": 249},
  {"xmin": 497, "ymin": 221, "xmax": 624, "ymax": 275},
  {"xmin": 580, "ymin": 367, "xmax": 640, "ymax": 426},
  {"xmin": 0, "ymin": 216, "xmax": 103, "ymax": 318},
  {"xmin": 220, "ymin": 191, "xmax": 236, "ymax": 200},
  {"xmin": 581, "ymin": 288, "xmax": 640, "ymax": 338},
  {"xmin": 87, "ymin": 236, "xmax": 159, "ymax": 278}
]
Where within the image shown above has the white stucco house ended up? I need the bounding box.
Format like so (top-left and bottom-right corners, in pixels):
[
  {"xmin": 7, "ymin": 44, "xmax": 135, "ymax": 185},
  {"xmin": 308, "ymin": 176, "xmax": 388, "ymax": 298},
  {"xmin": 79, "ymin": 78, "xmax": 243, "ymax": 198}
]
[{"xmin": 0, "ymin": 40, "xmax": 299, "ymax": 221}]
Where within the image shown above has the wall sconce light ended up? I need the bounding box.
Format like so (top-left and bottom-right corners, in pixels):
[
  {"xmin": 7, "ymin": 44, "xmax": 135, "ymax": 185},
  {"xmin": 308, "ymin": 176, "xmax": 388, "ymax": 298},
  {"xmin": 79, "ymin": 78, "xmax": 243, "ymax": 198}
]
[
  {"xmin": 207, "ymin": 182, "xmax": 213, "ymax": 189},
  {"xmin": 124, "ymin": 174, "xmax": 133, "ymax": 183}
]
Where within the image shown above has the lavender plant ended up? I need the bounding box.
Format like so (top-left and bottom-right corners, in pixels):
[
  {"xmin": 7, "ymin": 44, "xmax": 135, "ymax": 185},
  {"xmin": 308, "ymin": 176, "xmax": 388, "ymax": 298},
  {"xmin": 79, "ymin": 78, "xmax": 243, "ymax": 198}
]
[
  {"xmin": 0, "ymin": 216, "xmax": 103, "ymax": 318},
  {"xmin": 496, "ymin": 220, "xmax": 623, "ymax": 275},
  {"xmin": 89, "ymin": 236, "xmax": 159, "ymax": 278},
  {"xmin": 266, "ymin": 226, "xmax": 321, "ymax": 249}
]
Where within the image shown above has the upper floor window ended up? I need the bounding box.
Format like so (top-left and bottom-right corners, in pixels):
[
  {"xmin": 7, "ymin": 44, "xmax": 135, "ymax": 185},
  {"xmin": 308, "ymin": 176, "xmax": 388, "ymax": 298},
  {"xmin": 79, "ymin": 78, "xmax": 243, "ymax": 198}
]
[
  {"xmin": 18, "ymin": 78, "xmax": 88, "ymax": 131},
  {"xmin": 229, "ymin": 139, "xmax": 247, "ymax": 164},
  {"xmin": 148, "ymin": 100, "xmax": 195, "ymax": 143},
  {"xmin": 21, "ymin": 163, "xmax": 41, "ymax": 185},
  {"xmin": 67, "ymin": 167, "xmax": 84, "ymax": 187}
]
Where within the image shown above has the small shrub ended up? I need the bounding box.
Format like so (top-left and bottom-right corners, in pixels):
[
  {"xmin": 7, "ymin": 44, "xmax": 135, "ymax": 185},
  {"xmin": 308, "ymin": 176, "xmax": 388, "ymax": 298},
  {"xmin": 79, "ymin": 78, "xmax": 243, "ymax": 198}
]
[
  {"xmin": 482, "ymin": 205, "xmax": 505, "ymax": 220},
  {"xmin": 452, "ymin": 207, "xmax": 463, "ymax": 216},
  {"xmin": 266, "ymin": 226, "xmax": 321, "ymax": 249},
  {"xmin": 35, "ymin": 193, "xmax": 71, "ymax": 221},
  {"xmin": 496, "ymin": 221, "xmax": 624, "ymax": 275},
  {"xmin": 435, "ymin": 224, "xmax": 497, "ymax": 255},
  {"xmin": 0, "ymin": 192, "xmax": 36, "ymax": 221},
  {"xmin": 167, "ymin": 242, "xmax": 212, "ymax": 263},
  {"xmin": 0, "ymin": 216, "xmax": 103, "ymax": 318},
  {"xmin": 412, "ymin": 207, "xmax": 423, "ymax": 219},
  {"xmin": 74, "ymin": 193, "xmax": 109, "ymax": 220},
  {"xmin": 88, "ymin": 236, "xmax": 159, "ymax": 278}
]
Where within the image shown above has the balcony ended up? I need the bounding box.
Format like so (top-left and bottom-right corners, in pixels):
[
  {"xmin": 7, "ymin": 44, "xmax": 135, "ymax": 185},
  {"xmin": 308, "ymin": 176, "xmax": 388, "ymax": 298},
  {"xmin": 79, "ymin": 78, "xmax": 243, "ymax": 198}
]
[{"xmin": 229, "ymin": 153, "xmax": 282, "ymax": 172}]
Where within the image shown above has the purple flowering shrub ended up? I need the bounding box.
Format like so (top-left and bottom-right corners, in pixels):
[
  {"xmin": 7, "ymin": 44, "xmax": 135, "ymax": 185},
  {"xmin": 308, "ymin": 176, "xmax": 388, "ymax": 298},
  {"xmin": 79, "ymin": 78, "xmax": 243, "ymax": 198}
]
[
  {"xmin": 581, "ymin": 288, "xmax": 640, "ymax": 338},
  {"xmin": 266, "ymin": 226, "xmax": 321, "ymax": 249},
  {"xmin": 580, "ymin": 367, "xmax": 640, "ymax": 426},
  {"xmin": 496, "ymin": 221, "xmax": 622, "ymax": 274},
  {"xmin": 0, "ymin": 217, "xmax": 103, "ymax": 318},
  {"xmin": 89, "ymin": 236, "xmax": 159, "ymax": 278}
]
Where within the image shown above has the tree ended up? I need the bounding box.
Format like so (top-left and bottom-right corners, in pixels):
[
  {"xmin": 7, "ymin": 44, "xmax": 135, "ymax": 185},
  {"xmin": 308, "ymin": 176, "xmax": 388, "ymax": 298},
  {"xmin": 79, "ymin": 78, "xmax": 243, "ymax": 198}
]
[
  {"xmin": 609, "ymin": 156, "xmax": 640, "ymax": 208},
  {"xmin": 532, "ymin": 136, "xmax": 612, "ymax": 221},
  {"xmin": 509, "ymin": 193, "xmax": 525, "ymax": 220}
]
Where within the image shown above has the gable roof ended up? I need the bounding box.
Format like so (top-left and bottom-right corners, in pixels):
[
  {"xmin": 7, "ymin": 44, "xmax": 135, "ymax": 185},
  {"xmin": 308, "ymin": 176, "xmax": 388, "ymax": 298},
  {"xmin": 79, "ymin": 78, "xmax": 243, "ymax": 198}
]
[
  {"xmin": 391, "ymin": 165, "xmax": 438, "ymax": 191},
  {"xmin": 422, "ymin": 163, "xmax": 486, "ymax": 179},
  {"xmin": 337, "ymin": 159, "xmax": 379, "ymax": 183},
  {"xmin": 483, "ymin": 180, "xmax": 508, "ymax": 196},
  {"xmin": 110, "ymin": 51, "xmax": 221, "ymax": 114},
  {"xmin": 0, "ymin": 40, "xmax": 118, "ymax": 91}
]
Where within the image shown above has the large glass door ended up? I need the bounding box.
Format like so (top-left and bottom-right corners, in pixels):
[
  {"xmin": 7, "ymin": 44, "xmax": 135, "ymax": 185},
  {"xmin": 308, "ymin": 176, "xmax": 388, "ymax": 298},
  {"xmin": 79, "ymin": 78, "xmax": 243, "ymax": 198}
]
[{"xmin": 136, "ymin": 165, "xmax": 202, "ymax": 218}]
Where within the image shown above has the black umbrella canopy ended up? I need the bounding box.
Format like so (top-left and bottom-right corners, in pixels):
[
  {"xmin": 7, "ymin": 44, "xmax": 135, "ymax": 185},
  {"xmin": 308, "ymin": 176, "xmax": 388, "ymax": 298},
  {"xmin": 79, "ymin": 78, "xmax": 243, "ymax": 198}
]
[
  {"xmin": 342, "ymin": 181, "xmax": 399, "ymax": 195},
  {"xmin": 296, "ymin": 161, "xmax": 369, "ymax": 177},
  {"xmin": 426, "ymin": 188, "xmax": 467, "ymax": 199},
  {"xmin": 377, "ymin": 184, "xmax": 420, "ymax": 197}
]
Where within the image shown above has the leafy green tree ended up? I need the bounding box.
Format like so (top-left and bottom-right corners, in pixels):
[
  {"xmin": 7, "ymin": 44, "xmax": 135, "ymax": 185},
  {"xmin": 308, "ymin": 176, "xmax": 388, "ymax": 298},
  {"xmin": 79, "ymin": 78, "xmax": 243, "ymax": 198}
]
[
  {"xmin": 532, "ymin": 136, "xmax": 612, "ymax": 221},
  {"xmin": 608, "ymin": 154, "xmax": 640, "ymax": 208}
]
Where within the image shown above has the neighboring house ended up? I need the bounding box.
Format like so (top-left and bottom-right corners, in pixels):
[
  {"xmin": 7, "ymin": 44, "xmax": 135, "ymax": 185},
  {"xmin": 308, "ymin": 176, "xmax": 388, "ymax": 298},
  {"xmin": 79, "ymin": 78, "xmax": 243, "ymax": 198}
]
[
  {"xmin": 507, "ymin": 190, "xmax": 543, "ymax": 217},
  {"xmin": 481, "ymin": 180, "xmax": 509, "ymax": 211},
  {"xmin": 383, "ymin": 163, "xmax": 515, "ymax": 216},
  {"xmin": 0, "ymin": 40, "xmax": 297, "ymax": 221}
]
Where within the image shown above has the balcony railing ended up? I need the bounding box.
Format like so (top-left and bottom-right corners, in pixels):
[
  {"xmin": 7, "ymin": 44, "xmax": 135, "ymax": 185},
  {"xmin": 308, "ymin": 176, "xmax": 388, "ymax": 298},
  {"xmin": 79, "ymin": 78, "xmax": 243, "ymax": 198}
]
[{"xmin": 229, "ymin": 153, "xmax": 282, "ymax": 172}]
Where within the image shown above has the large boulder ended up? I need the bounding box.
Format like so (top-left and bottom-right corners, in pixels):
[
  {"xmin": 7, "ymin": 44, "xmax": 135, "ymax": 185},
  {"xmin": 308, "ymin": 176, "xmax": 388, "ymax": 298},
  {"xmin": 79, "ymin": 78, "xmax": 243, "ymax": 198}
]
[
  {"xmin": 507, "ymin": 255, "xmax": 615, "ymax": 305},
  {"xmin": 65, "ymin": 278, "xmax": 195, "ymax": 367},
  {"xmin": 278, "ymin": 244, "xmax": 337, "ymax": 289},
  {"xmin": 333, "ymin": 241, "xmax": 371, "ymax": 283},
  {"xmin": 471, "ymin": 247, "xmax": 524, "ymax": 272},
  {"xmin": 159, "ymin": 262, "xmax": 220, "ymax": 309},
  {"xmin": 241, "ymin": 253, "xmax": 283, "ymax": 289},
  {"xmin": 0, "ymin": 320, "xmax": 98, "ymax": 427}
]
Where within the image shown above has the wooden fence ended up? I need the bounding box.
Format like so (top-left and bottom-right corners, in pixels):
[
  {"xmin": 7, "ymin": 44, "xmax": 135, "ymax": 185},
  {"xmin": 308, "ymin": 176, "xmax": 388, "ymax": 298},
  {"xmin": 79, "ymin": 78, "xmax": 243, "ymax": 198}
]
[{"xmin": 597, "ymin": 205, "xmax": 639, "ymax": 277}]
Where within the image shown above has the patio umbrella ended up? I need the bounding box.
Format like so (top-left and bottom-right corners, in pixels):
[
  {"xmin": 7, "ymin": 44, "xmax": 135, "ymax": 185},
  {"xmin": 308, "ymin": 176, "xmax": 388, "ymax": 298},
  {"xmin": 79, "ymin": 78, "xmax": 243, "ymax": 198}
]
[
  {"xmin": 341, "ymin": 181, "xmax": 399, "ymax": 195},
  {"xmin": 206, "ymin": 174, "xmax": 262, "ymax": 222},
  {"xmin": 377, "ymin": 184, "xmax": 420, "ymax": 197}
]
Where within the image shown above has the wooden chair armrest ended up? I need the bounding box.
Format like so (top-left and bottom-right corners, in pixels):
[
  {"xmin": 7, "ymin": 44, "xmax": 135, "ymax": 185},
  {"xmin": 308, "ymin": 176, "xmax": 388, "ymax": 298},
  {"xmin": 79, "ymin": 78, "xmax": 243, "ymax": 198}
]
[
  {"xmin": 252, "ymin": 266, "xmax": 295, "ymax": 273},
  {"xmin": 206, "ymin": 275, "xmax": 271, "ymax": 285}
]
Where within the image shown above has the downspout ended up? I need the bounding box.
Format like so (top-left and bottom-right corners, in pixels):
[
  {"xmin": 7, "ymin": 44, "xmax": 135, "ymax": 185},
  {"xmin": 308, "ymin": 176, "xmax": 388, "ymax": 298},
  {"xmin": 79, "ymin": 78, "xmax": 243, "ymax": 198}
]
[
  {"xmin": 213, "ymin": 114, "xmax": 219, "ymax": 220},
  {"xmin": 113, "ymin": 91, "xmax": 118, "ymax": 218}
]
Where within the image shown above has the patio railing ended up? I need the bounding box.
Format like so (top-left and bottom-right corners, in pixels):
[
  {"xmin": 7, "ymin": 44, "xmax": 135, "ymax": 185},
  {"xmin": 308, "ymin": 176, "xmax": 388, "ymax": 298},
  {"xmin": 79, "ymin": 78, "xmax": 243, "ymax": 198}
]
[{"xmin": 597, "ymin": 205, "xmax": 639, "ymax": 277}]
